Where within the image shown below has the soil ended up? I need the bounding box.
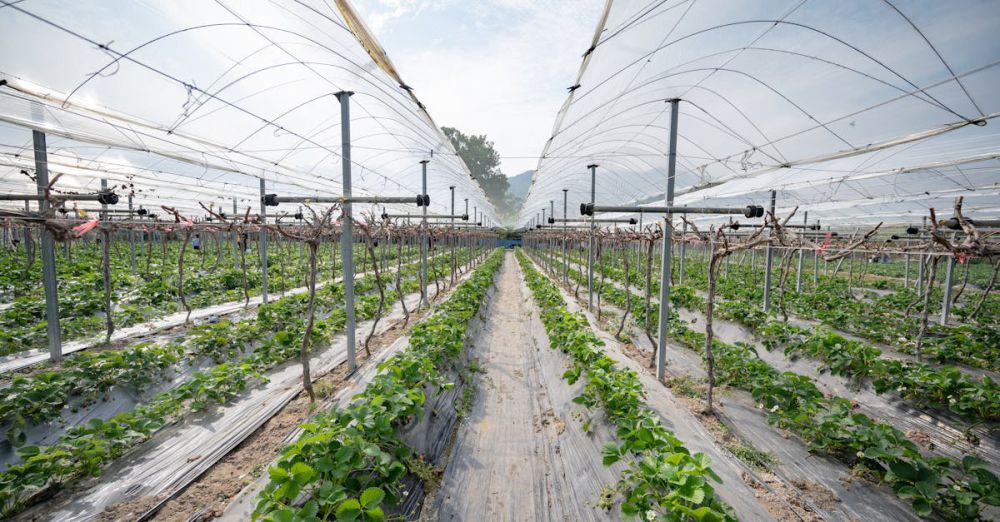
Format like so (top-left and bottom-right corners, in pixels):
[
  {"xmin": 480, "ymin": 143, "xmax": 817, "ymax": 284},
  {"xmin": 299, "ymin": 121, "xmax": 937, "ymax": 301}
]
[
  {"xmin": 790, "ymin": 479, "xmax": 842, "ymax": 510},
  {"xmin": 746, "ymin": 472, "xmax": 828, "ymax": 522},
  {"xmin": 97, "ymin": 495, "xmax": 162, "ymax": 522},
  {"xmin": 97, "ymin": 281, "xmax": 448, "ymax": 522}
]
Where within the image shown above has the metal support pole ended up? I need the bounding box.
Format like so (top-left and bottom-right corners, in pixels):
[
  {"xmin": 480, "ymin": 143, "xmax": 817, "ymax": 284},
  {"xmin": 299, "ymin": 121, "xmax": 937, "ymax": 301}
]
[
  {"xmin": 941, "ymin": 235, "xmax": 956, "ymax": 325},
  {"xmin": 101, "ymin": 178, "xmax": 108, "ymax": 219},
  {"xmin": 796, "ymin": 210, "xmax": 806, "ymax": 292},
  {"xmin": 22, "ymin": 200, "xmax": 32, "ymax": 263},
  {"xmin": 420, "ymin": 160, "xmax": 429, "ymax": 307},
  {"xmin": 587, "ymin": 164, "xmax": 597, "ymax": 311},
  {"xmin": 34, "ymin": 131, "xmax": 62, "ymax": 361},
  {"xmin": 465, "ymin": 199, "xmax": 470, "ymax": 272},
  {"xmin": 563, "ymin": 189, "xmax": 569, "ymax": 284},
  {"xmin": 336, "ymin": 91, "xmax": 357, "ymax": 372},
  {"xmin": 637, "ymin": 211, "xmax": 644, "ymax": 276},
  {"xmin": 541, "ymin": 208, "xmax": 546, "ymax": 265},
  {"xmin": 128, "ymin": 193, "xmax": 136, "ymax": 272},
  {"xmin": 724, "ymin": 229, "xmax": 730, "ymax": 277},
  {"xmin": 904, "ymin": 238, "xmax": 911, "ymax": 288},
  {"xmin": 259, "ymin": 178, "xmax": 268, "ymax": 304},
  {"xmin": 549, "ymin": 200, "xmax": 555, "ymax": 272},
  {"xmin": 679, "ymin": 220, "xmax": 687, "ymax": 285},
  {"xmin": 917, "ymin": 216, "xmax": 927, "ymax": 295},
  {"xmin": 762, "ymin": 190, "xmax": 776, "ymax": 312},
  {"xmin": 232, "ymin": 198, "xmax": 239, "ymax": 270},
  {"xmin": 450, "ymin": 186, "xmax": 455, "ymax": 285},
  {"xmin": 813, "ymin": 221, "xmax": 820, "ymax": 287},
  {"xmin": 656, "ymin": 99, "xmax": 679, "ymax": 382}
]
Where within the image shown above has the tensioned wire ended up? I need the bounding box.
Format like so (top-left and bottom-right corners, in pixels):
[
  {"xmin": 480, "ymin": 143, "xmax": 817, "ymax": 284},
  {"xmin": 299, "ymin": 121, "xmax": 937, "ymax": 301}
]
[
  {"xmin": 521, "ymin": 2, "xmax": 996, "ymax": 226},
  {"xmin": 0, "ymin": 1, "xmax": 499, "ymax": 221}
]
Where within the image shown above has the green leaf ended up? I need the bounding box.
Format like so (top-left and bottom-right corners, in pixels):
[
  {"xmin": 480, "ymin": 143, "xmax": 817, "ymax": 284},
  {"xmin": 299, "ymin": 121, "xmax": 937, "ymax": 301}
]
[
  {"xmin": 679, "ymin": 484, "xmax": 706, "ymax": 504},
  {"xmin": 360, "ymin": 487, "xmax": 385, "ymax": 509},
  {"xmin": 911, "ymin": 497, "xmax": 932, "ymax": 517},
  {"xmin": 691, "ymin": 506, "xmax": 720, "ymax": 522},
  {"xmin": 914, "ymin": 480, "xmax": 937, "ymax": 500},
  {"xmin": 268, "ymin": 466, "xmax": 289, "ymax": 481},
  {"xmin": 601, "ymin": 443, "xmax": 621, "ymax": 466},
  {"xmin": 888, "ymin": 460, "xmax": 918, "ymax": 482},
  {"xmin": 336, "ymin": 499, "xmax": 362, "ymax": 520},
  {"xmin": 963, "ymin": 455, "xmax": 989, "ymax": 472},
  {"xmin": 290, "ymin": 461, "xmax": 316, "ymax": 484}
]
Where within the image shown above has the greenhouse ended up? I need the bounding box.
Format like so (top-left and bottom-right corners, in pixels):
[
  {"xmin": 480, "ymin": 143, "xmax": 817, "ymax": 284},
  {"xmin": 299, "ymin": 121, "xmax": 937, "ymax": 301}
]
[{"xmin": 0, "ymin": 0, "xmax": 997, "ymax": 521}]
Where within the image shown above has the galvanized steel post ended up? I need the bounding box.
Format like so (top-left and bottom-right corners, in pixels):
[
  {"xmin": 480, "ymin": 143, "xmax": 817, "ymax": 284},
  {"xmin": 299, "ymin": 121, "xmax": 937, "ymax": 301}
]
[
  {"xmin": 813, "ymin": 220, "xmax": 820, "ymax": 286},
  {"xmin": 941, "ymin": 233, "xmax": 956, "ymax": 325},
  {"xmin": 232, "ymin": 198, "xmax": 239, "ymax": 270},
  {"xmin": 679, "ymin": 220, "xmax": 687, "ymax": 285},
  {"xmin": 336, "ymin": 91, "xmax": 358, "ymax": 372},
  {"xmin": 917, "ymin": 216, "xmax": 927, "ymax": 295},
  {"xmin": 34, "ymin": 130, "xmax": 62, "ymax": 361},
  {"xmin": 562, "ymin": 189, "xmax": 569, "ymax": 284},
  {"xmin": 587, "ymin": 164, "xmax": 597, "ymax": 311},
  {"xmin": 465, "ymin": 198, "xmax": 470, "ymax": 272},
  {"xmin": 656, "ymin": 99, "xmax": 679, "ymax": 382},
  {"xmin": 796, "ymin": 210, "xmax": 807, "ymax": 292},
  {"xmin": 420, "ymin": 160, "xmax": 429, "ymax": 307},
  {"xmin": 128, "ymin": 193, "xmax": 136, "ymax": 272},
  {"xmin": 259, "ymin": 177, "xmax": 268, "ymax": 304},
  {"xmin": 450, "ymin": 185, "xmax": 455, "ymax": 285},
  {"xmin": 904, "ymin": 238, "xmax": 911, "ymax": 288},
  {"xmin": 762, "ymin": 190, "xmax": 776, "ymax": 312}
]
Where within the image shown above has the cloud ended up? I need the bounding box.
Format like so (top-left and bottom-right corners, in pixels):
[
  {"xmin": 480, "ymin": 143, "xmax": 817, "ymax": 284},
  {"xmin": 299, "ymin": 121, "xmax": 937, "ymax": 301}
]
[{"xmin": 356, "ymin": 0, "xmax": 603, "ymax": 176}]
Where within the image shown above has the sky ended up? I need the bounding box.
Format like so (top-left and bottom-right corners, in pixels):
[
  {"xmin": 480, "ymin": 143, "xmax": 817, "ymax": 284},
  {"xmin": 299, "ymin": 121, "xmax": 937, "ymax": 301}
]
[{"xmin": 353, "ymin": 0, "xmax": 605, "ymax": 177}]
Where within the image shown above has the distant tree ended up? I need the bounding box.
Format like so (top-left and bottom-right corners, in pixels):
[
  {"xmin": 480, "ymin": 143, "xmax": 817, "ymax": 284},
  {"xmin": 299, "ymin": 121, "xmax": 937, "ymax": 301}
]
[{"xmin": 443, "ymin": 126, "xmax": 509, "ymax": 214}]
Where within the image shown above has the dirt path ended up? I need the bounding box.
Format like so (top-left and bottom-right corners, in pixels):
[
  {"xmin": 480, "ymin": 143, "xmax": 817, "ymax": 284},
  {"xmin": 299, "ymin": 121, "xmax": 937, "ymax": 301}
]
[{"xmin": 432, "ymin": 252, "xmax": 622, "ymax": 521}]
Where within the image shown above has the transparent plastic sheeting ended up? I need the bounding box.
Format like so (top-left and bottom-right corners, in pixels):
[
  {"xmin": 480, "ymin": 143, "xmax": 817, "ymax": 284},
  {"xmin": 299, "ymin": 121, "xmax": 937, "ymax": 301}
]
[
  {"xmin": 521, "ymin": 0, "xmax": 1000, "ymax": 228},
  {"xmin": 0, "ymin": 0, "xmax": 497, "ymax": 222}
]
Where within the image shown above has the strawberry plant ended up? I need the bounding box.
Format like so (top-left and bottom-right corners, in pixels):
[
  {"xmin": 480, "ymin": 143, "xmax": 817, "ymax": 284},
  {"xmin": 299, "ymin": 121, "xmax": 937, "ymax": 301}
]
[
  {"xmin": 517, "ymin": 250, "xmax": 735, "ymax": 522},
  {"xmin": 253, "ymin": 251, "xmax": 503, "ymax": 521},
  {"xmin": 547, "ymin": 249, "xmax": 1000, "ymax": 520},
  {"xmin": 0, "ymin": 248, "xmax": 476, "ymax": 517}
]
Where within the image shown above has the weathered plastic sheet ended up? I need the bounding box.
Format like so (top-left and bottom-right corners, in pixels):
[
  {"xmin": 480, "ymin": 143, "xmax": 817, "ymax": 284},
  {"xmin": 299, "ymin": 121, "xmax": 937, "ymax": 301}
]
[
  {"xmin": 431, "ymin": 254, "xmax": 628, "ymax": 521},
  {"xmin": 568, "ymin": 257, "xmax": 998, "ymax": 472},
  {"xmin": 0, "ymin": 250, "xmax": 451, "ymax": 374},
  {"xmin": 387, "ymin": 275, "xmax": 498, "ymax": 519},
  {"xmin": 671, "ymin": 306, "xmax": 1000, "ymax": 477},
  {"xmin": 0, "ymin": 255, "xmax": 450, "ymax": 471},
  {"xmin": 0, "ymin": 281, "xmax": 316, "ymax": 375},
  {"xmin": 14, "ymin": 287, "xmax": 428, "ymax": 522},
  {"xmin": 217, "ymin": 258, "xmax": 491, "ymax": 521},
  {"xmin": 553, "ymin": 257, "xmax": 921, "ymax": 521},
  {"xmin": 0, "ymin": 354, "xmax": 216, "ymax": 471},
  {"xmin": 535, "ymin": 258, "xmax": 778, "ymax": 520}
]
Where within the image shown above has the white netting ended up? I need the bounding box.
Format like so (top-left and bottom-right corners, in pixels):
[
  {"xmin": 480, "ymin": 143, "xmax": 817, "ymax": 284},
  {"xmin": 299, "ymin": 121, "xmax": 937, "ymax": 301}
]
[
  {"xmin": 521, "ymin": 0, "xmax": 1000, "ymax": 228},
  {"xmin": 0, "ymin": 0, "xmax": 497, "ymax": 222}
]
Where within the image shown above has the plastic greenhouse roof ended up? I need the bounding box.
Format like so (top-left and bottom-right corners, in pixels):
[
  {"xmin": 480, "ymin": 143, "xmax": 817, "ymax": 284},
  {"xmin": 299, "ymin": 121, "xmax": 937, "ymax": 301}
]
[
  {"xmin": 0, "ymin": 0, "xmax": 498, "ymax": 222},
  {"xmin": 520, "ymin": 0, "xmax": 1000, "ymax": 228}
]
